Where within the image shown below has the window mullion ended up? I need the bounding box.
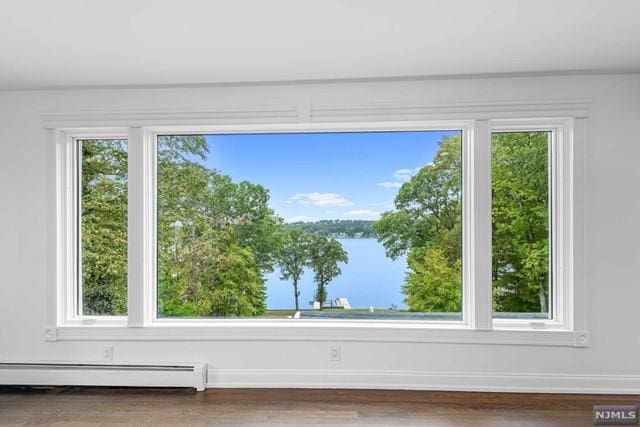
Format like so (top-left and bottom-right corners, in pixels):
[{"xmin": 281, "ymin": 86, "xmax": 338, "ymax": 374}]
[
  {"xmin": 467, "ymin": 119, "xmax": 493, "ymax": 329},
  {"xmin": 48, "ymin": 129, "xmax": 71, "ymax": 327},
  {"xmin": 127, "ymin": 127, "xmax": 154, "ymax": 327},
  {"xmin": 569, "ymin": 117, "xmax": 584, "ymax": 333}
]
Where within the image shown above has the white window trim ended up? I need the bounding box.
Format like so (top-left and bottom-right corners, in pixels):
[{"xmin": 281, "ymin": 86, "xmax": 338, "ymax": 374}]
[
  {"xmin": 44, "ymin": 100, "xmax": 589, "ymax": 347},
  {"xmin": 146, "ymin": 120, "xmax": 477, "ymax": 330},
  {"xmin": 489, "ymin": 118, "xmax": 574, "ymax": 332},
  {"xmin": 47, "ymin": 128, "xmax": 129, "ymax": 327}
]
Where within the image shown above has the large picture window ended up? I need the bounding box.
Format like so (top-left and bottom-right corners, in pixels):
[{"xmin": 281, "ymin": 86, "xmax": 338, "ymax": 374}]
[
  {"xmin": 49, "ymin": 107, "xmax": 581, "ymax": 344},
  {"xmin": 156, "ymin": 131, "xmax": 463, "ymax": 319}
]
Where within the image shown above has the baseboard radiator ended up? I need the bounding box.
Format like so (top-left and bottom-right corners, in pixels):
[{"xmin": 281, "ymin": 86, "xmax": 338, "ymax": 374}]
[{"xmin": 0, "ymin": 362, "xmax": 207, "ymax": 391}]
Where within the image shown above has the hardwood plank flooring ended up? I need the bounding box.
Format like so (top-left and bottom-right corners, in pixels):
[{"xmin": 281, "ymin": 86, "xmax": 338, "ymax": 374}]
[{"xmin": 0, "ymin": 386, "xmax": 638, "ymax": 426}]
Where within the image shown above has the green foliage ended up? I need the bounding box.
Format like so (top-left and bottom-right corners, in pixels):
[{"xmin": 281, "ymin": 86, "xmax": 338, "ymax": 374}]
[
  {"xmin": 81, "ymin": 134, "xmax": 355, "ymax": 317},
  {"xmin": 156, "ymin": 135, "xmax": 283, "ymax": 317},
  {"xmin": 276, "ymin": 227, "xmax": 313, "ymax": 310},
  {"xmin": 403, "ymin": 247, "xmax": 462, "ymax": 312},
  {"xmin": 80, "ymin": 130, "xmax": 549, "ymax": 317},
  {"xmin": 374, "ymin": 132, "xmax": 550, "ymax": 314},
  {"xmin": 374, "ymin": 135, "xmax": 462, "ymax": 312},
  {"xmin": 492, "ymin": 132, "xmax": 550, "ymax": 313},
  {"xmin": 307, "ymin": 235, "xmax": 349, "ymax": 309},
  {"xmin": 81, "ymin": 139, "xmax": 128, "ymax": 316},
  {"xmin": 375, "ymin": 135, "xmax": 462, "ymax": 262},
  {"xmin": 287, "ymin": 220, "xmax": 375, "ymax": 238}
]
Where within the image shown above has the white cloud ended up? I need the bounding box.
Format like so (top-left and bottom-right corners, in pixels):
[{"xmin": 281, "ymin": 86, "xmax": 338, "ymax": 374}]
[
  {"xmin": 377, "ymin": 166, "xmax": 426, "ymax": 190},
  {"xmin": 376, "ymin": 181, "xmax": 403, "ymax": 189},
  {"xmin": 344, "ymin": 209, "xmax": 381, "ymax": 220},
  {"xmin": 288, "ymin": 192, "xmax": 353, "ymax": 207},
  {"xmin": 393, "ymin": 167, "xmax": 420, "ymax": 182}
]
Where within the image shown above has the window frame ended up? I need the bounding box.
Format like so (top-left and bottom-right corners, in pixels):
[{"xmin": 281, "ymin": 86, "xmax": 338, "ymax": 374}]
[
  {"xmin": 44, "ymin": 102, "xmax": 587, "ymax": 347},
  {"xmin": 148, "ymin": 122, "xmax": 474, "ymax": 327},
  {"xmin": 50, "ymin": 129, "xmax": 129, "ymax": 327},
  {"xmin": 489, "ymin": 118, "xmax": 573, "ymax": 331}
]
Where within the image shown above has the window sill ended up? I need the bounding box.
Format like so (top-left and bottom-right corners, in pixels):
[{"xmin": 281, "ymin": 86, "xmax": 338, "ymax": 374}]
[{"xmin": 47, "ymin": 322, "xmax": 589, "ymax": 347}]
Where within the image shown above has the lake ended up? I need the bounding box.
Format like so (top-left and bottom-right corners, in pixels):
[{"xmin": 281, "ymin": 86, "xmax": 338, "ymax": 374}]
[{"xmin": 265, "ymin": 238, "xmax": 408, "ymax": 310}]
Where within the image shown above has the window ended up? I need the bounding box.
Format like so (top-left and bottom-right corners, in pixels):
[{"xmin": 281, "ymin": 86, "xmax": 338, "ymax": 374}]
[
  {"xmin": 78, "ymin": 138, "xmax": 128, "ymax": 316},
  {"xmin": 49, "ymin": 104, "xmax": 582, "ymax": 345},
  {"xmin": 491, "ymin": 131, "xmax": 551, "ymax": 320},
  {"xmin": 156, "ymin": 131, "xmax": 463, "ymax": 320}
]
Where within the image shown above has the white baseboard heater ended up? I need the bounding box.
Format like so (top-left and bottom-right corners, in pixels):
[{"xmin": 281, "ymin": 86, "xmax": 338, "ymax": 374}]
[{"xmin": 0, "ymin": 362, "xmax": 207, "ymax": 391}]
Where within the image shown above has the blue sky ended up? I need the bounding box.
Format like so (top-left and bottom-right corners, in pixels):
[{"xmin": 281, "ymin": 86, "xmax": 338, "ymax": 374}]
[{"xmin": 201, "ymin": 130, "xmax": 458, "ymax": 222}]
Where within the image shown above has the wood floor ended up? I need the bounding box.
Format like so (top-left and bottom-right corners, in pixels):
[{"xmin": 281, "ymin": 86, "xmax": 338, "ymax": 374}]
[{"xmin": 0, "ymin": 386, "xmax": 638, "ymax": 426}]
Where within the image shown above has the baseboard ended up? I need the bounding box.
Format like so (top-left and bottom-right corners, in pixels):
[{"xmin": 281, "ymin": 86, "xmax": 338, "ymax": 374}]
[
  {"xmin": 0, "ymin": 362, "xmax": 207, "ymax": 391},
  {"xmin": 4, "ymin": 363, "xmax": 638, "ymax": 394},
  {"xmin": 207, "ymin": 368, "xmax": 640, "ymax": 394}
]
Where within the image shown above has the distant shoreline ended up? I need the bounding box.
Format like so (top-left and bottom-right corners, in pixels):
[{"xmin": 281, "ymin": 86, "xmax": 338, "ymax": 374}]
[{"xmin": 286, "ymin": 219, "xmax": 376, "ymax": 239}]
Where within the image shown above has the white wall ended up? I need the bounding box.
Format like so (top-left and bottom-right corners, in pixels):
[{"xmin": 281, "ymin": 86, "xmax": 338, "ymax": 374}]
[{"xmin": 1, "ymin": 73, "xmax": 639, "ymax": 392}]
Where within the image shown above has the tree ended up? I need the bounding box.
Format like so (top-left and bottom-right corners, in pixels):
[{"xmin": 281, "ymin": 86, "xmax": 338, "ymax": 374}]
[
  {"xmin": 80, "ymin": 139, "xmax": 128, "ymax": 315},
  {"xmin": 156, "ymin": 135, "xmax": 284, "ymax": 317},
  {"xmin": 374, "ymin": 131, "xmax": 550, "ymax": 314},
  {"xmin": 375, "ymin": 135, "xmax": 462, "ymax": 262},
  {"xmin": 276, "ymin": 227, "xmax": 312, "ymax": 310},
  {"xmin": 403, "ymin": 247, "xmax": 461, "ymax": 312},
  {"xmin": 307, "ymin": 235, "xmax": 348, "ymax": 309},
  {"xmin": 80, "ymin": 134, "xmax": 285, "ymax": 318},
  {"xmin": 491, "ymin": 132, "xmax": 550, "ymax": 313},
  {"xmin": 192, "ymin": 230, "xmax": 267, "ymax": 317},
  {"xmin": 374, "ymin": 135, "xmax": 462, "ymax": 312},
  {"xmin": 286, "ymin": 220, "xmax": 375, "ymax": 238}
]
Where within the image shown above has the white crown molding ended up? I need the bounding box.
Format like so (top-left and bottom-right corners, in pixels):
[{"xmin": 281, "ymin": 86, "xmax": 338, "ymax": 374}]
[
  {"xmin": 40, "ymin": 106, "xmax": 300, "ymax": 129},
  {"xmin": 207, "ymin": 368, "xmax": 640, "ymax": 395},
  {"xmin": 311, "ymin": 99, "xmax": 591, "ymax": 122},
  {"xmin": 7, "ymin": 69, "xmax": 638, "ymax": 92},
  {"xmin": 40, "ymin": 99, "xmax": 591, "ymax": 130}
]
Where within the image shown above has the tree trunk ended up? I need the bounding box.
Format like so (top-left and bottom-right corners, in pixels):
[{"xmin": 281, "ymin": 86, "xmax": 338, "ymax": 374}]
[
  {"xmin": 293, "ymin": 279, "xmax": 299, "ymax": 311},
  {"xmin": 538, "ymin": 282, "xmax": 547, "ymax": 313}
]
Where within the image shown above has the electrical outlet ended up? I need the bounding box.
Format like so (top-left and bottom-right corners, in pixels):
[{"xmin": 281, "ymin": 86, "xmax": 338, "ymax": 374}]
[
  {"xmin": 329, "ymin": 345, "xmax": 341, "ymax": 362},
  {"xmin": 102, "ymin": 345, "xmax": 114, "ymax": 362}
]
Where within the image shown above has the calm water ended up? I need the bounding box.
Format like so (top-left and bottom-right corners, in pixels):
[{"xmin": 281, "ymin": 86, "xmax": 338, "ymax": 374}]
[{"xmin": 266, "ymin": 238, "xmax": 407, "ymax": 310}]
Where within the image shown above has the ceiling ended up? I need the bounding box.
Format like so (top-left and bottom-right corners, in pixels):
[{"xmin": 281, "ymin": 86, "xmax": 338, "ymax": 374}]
[{"xmin": 1, "ymin": 0, "xmax": 639, "ymax": 90}]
